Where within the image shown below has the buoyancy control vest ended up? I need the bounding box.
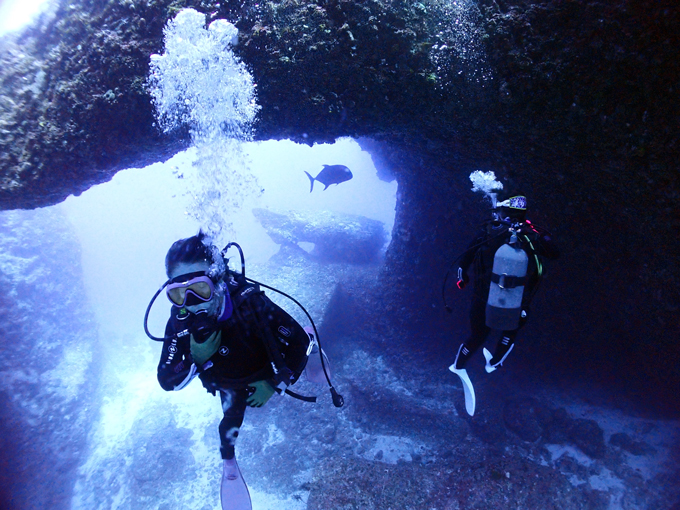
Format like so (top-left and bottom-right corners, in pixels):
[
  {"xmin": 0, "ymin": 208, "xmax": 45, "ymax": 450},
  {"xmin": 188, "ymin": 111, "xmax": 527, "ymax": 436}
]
[
  {"xmin": 144, "ymin": 242, "xmax": 345, "ymax": 407},
  {"xmin": 486, "ymin": 231, "xmax": 528, "ymax": 330}
]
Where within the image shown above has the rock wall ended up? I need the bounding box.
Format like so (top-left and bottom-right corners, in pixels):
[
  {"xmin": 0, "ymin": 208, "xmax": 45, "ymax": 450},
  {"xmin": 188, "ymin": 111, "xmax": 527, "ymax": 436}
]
[
  {"xmin": 2, "ymin": 0, "xmax": 678, "ymax": 212},
  {"xmin": 0, "ymin": 208, "xmax": 99, "ymax": 509}
]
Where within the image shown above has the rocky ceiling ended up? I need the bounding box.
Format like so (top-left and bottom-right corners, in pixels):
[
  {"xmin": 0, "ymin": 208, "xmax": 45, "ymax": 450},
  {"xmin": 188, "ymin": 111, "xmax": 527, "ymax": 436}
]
[
  {"xmin": 1, "ymin": 0, "xmax": 679, "ymax": 406},
  {"xmin": 0, "ymin": 0, "xmax": 677, "ymax": 208}
]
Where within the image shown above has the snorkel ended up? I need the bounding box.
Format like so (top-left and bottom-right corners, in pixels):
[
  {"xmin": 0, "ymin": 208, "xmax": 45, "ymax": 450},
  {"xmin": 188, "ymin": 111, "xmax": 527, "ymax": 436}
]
[{"xmin": 144, "ymin": 281, "xmax": 171, "ymax": 341}]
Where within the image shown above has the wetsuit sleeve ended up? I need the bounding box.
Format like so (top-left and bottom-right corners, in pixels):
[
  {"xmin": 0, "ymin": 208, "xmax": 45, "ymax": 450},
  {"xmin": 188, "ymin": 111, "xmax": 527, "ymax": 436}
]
[
  {"xmin": 157, "ymin": 321, "xmax": 198, "ymax": 391},
  {"xmin": 535, "ymin": 231, "xmax": 559, "ymax": 260}
]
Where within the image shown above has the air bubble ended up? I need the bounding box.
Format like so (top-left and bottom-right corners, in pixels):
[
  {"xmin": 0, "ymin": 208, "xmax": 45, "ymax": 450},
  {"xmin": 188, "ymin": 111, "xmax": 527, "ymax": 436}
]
[{"xmin": 147, "ymin": 8, "xmax": 261, "ymax": 245}]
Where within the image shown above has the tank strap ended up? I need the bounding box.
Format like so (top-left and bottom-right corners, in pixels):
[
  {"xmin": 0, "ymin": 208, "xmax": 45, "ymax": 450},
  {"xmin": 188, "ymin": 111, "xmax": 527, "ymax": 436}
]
[{"xmin": 491, "ymin": 273, "xmax": 527, "ymax": 289}]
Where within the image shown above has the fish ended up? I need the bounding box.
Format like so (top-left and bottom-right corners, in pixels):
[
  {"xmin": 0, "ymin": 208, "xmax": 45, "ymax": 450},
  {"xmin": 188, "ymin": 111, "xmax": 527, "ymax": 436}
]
[{"xmin": 304, "ymin": 165, "xmax": 353, "ymax": 192}]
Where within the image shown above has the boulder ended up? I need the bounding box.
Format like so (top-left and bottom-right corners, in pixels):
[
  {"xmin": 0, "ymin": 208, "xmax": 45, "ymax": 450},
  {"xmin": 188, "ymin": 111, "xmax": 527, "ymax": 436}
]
[
  {"xmin": 610, "ymin": 432, "xmax": 656, "ymax": 456},
  {"xmin": 544, "ymin": 407, "xmax": 606, "ymax": 459},
  {"xmin": 252, "ymin": 208, "xmax": 387, "ymax": 264},
  {"xmin": 503, "ymin": 396, "xmax": 549, "ymax": 443}
]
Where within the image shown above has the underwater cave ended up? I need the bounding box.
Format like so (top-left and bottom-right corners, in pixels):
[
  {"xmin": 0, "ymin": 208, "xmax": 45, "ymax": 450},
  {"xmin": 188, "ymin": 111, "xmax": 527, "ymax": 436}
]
[{"xmin": 0, "ymin": 0, "xmax": 679, "ymax": 509}]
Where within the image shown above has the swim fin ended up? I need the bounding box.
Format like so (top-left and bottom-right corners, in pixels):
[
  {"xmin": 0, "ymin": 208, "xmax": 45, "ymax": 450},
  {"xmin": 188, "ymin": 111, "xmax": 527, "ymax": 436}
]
[
  {"xmin": 483, "ymin": 348, "xmax": 496, "ymax": 373},
  {"xmin": 221, "ymin": 458, "xmax": 252, "ymax": 510},
  {"xmin": 448, "ymin": 364, "xmax": 476, "ymax": 416},
  {"xmin": 483, "ymin": 344, "xmax": 514, "ymax": 373},
  {"xmin": 305, "ymin": 344, "xmax": 330, "ymax": 384},
  {"xmin": 304, "ymin": 326, "xmax": 330, "ymax": 384}
]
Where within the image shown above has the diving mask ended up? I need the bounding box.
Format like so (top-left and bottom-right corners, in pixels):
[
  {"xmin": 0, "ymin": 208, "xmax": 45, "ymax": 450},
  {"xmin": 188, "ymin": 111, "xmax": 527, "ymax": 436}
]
[
  {"xmin": 166, "ymin": 271, "xmax": 215, "ymax": 307},
  {"xmin": 496, "ymin": 195, "xmax": 527, "ymax": 210}
]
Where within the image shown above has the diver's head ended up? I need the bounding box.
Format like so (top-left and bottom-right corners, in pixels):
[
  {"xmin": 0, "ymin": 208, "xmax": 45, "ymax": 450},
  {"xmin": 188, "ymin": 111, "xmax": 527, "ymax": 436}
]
[
  {"xmin": 165, "ymin": 231, "xmax": 227, "ymax": 317},
  {"xmin": 494, "ymin": 195, "xmax": 527, "ymax": 222}
]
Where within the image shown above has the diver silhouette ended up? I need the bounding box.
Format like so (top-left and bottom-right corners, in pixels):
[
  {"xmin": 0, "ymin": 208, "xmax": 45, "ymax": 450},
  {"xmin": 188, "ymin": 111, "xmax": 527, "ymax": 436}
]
[{"xmin": 447, "ymin": 195, "xmax": 559, "ymax": 416}]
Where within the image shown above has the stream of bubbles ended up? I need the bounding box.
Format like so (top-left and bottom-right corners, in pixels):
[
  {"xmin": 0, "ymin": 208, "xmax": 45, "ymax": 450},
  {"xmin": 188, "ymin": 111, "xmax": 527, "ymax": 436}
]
[{"xmin": 148, "ymin": 8, "xmax": 261, "ymax": 246}]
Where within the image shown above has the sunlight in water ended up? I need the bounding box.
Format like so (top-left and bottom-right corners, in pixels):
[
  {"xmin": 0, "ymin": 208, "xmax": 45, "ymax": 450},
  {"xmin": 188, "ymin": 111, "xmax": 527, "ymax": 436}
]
[{"xmin": 0, "ymin": 0, "xmax": 49, "ymax": 36}]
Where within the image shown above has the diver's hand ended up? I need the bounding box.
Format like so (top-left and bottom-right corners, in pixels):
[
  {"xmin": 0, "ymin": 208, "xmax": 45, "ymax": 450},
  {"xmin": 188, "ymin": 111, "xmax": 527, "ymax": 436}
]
[
  {"xmin": 246, "ymin": 380, "xmax": 275, "ymax": 407},
  {"xmin": 456, "ymin": 267, "xmax": 469, "ymax": 289},
  {"xmin": 190, "ymin": 330, "xmax": 221, "ymax": 366}
]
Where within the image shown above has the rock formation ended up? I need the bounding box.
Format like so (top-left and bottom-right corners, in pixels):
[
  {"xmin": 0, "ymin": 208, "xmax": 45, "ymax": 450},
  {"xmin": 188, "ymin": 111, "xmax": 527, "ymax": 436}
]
[
  {"xmin": 0, "ymin": 208, "xmax": 99, "ymax": 509},
  {"xmin": 253, "ymin": 207, "xmax": 387, "ymax": 263}
]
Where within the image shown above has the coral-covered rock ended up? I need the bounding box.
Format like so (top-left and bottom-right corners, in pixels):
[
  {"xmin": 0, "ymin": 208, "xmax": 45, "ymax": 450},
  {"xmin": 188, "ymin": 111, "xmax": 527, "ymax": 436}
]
[
  {"xmin": 610, "ymin": 432, "xmax": 656, "ymax": 456},
  {"xmin": 252, "ymin": 208, "xmax": 387, "ymax": 263}
]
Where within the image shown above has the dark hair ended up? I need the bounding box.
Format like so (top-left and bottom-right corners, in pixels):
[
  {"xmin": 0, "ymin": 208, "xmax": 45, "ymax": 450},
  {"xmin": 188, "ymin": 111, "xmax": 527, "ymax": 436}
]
[
  {"xmin": 165, "ymin": 231, "xmax": 216, "ymax": 277},
  {"xmin": 500, "ymin": 207, "xmax": 527, "ymax": 221}
]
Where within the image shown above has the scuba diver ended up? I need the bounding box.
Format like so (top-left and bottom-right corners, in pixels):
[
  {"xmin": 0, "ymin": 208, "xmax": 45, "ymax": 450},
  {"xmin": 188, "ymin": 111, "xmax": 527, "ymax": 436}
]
[
  {"xmin": 445, "ymin": 195, "xmax": 559, "ymax": 416},
  {"xmin": 146, "ymin": 231, "xmax": 340, "ymax": 510}
]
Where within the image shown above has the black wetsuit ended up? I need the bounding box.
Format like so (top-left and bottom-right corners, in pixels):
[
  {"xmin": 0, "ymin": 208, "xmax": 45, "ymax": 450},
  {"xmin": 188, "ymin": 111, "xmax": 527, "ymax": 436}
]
[
  {"xmin": 455, "ymin": 220, "xmax": 559, "ymax": 368},
  {"xmin": 157, "ymin": 280, "xmax": 310, "ymax": 459}
]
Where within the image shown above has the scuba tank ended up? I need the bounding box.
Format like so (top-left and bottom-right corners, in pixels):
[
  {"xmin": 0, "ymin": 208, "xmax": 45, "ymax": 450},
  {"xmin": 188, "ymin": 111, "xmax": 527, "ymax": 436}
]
[{"xmin": 486, "ymin": 231, "xmax": 528, "ymax": 330}]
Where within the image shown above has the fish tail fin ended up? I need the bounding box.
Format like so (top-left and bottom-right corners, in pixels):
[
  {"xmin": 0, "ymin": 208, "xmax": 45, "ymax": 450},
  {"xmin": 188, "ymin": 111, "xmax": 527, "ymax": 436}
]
[{"xmin": 304, "ymin": 171, "xmax": 315, "ymax": 192}]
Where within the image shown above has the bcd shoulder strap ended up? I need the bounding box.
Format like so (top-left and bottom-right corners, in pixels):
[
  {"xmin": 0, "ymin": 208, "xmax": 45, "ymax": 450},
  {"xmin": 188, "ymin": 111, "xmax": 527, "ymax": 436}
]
[
  {"xmin": 224, "ymin": 270, "xmax": 317, "ymax": 403},
  {"xmin": 226, "ymin": 271, "xmax": 292, "ymax": 383},
  {"xmin": 226, "ymin": 271, "xmax": 263, "ymax": 309}
]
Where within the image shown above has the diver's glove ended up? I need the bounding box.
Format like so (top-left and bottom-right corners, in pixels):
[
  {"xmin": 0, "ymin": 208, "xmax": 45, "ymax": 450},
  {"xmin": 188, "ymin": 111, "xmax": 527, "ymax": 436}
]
[
  {"xmin": 190, "ymin": 330, "xmax": 222, "ymax": 367},
  {"xmin": 246, "ymin": 380, "xmax": 275, "ymax": 407},
  {"xmin": 456, "ymin": 267, "xmax": 469, "ymax": 289}
]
